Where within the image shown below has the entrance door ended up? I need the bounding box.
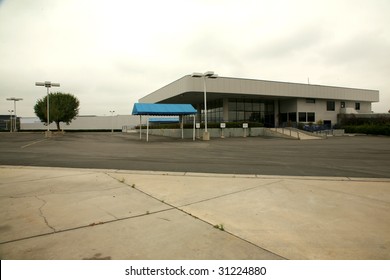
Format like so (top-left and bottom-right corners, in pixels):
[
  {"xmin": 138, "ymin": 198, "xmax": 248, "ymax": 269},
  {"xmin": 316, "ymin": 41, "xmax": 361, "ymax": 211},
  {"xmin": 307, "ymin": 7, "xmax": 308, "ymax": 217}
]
[{"xmin": 324, "ymin": 120, "xmax": 331, "ymax": 129}]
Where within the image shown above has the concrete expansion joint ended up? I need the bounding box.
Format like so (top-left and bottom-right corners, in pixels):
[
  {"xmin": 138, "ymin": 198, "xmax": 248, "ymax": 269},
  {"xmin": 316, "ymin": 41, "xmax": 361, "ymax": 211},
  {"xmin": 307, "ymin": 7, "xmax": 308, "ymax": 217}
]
[
  {"xmin": 180, "ymin": 180, "xmax": 284, "ymax": 208},
  {"xmin": 110, "ymin": 170, "xmax": 287, "ymax": 260},
  {"xmin": 35, "ymin": 195, "xmax": 56, "ymax": 233}
]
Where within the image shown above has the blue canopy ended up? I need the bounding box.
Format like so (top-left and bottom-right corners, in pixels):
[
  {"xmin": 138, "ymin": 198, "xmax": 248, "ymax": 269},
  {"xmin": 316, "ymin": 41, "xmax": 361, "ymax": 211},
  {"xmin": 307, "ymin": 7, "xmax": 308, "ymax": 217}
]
[
  {"xmin": 132, "ymin": 103, "xmax": 197, "ymax": 116},
  {"xmin": 149, "ymin": 117, "xmax": 180, "ymax": 123}
]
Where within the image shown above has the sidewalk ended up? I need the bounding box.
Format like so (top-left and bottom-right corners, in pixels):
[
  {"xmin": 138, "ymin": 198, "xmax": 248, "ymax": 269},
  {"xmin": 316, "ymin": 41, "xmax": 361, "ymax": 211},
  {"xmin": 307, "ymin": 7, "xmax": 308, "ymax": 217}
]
[{"xmin": 1, "ymin": 165, "xmax": 389, "ymax": 260}]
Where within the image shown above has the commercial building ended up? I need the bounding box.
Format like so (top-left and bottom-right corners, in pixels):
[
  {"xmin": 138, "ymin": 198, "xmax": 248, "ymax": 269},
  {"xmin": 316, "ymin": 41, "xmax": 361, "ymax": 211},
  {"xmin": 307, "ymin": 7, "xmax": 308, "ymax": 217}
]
[{"xmin": 140, "ymin": 75, "xmax": 379, "ymax": 128}]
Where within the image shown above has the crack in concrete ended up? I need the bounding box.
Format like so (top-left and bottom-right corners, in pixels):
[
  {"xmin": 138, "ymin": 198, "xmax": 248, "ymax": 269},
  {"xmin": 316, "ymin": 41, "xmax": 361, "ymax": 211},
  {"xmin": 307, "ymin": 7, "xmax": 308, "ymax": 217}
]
[
  {"xmin": 0, "ymin": 207, "xmax": 173, "ymax": 245},
  {"xmin": 105, "ymin": 172, "xmax": 287, "ymax": 260},
  {"xmin": 0, "ymin": 171, "xmax": 98, "ymax": 185},
  {"xmin": 179, "ymin": 179, "xmax": 284, "ymax": 207},
  {"xmin": 1, "ymin": 173, "xmax": 287, "ymax": 259},
  {"xmin": 0, "ymin": 184, "xmax": 126, "ymax": 199},
  {"xmin": 97, "ymin": 206, "xmax": 118, "ymax": 220},
  {"xmin": 35, "ymin": 196, "xmax": 56, "ymax": 233}
]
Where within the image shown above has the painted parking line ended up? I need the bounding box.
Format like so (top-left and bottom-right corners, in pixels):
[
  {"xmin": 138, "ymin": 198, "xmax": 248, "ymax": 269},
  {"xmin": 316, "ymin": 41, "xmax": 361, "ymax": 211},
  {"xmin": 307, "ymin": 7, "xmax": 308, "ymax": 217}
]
[{"xmin": 21, "ymin": 139, "xmax": 48, "ymax": 149}]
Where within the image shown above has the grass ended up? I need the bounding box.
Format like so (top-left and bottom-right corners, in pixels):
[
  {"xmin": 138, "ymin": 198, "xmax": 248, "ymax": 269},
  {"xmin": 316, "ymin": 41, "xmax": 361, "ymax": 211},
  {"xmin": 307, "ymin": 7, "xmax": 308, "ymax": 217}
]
[{"xmin": 214, "ymin": 224, "xmax": 225, "ymax": 231}]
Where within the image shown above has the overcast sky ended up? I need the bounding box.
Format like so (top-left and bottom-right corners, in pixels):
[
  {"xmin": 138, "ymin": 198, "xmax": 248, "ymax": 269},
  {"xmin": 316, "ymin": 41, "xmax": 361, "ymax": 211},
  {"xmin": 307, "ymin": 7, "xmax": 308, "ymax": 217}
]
[{"xmin": 1, "ymin": 0, "xmax": 389, "ymax": 117}]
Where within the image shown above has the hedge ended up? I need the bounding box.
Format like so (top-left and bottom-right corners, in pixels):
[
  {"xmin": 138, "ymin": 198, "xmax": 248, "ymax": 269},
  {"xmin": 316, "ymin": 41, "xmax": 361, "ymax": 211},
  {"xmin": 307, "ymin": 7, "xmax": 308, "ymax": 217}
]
[
  {"xmin": 137, "ymin": 122, "xmax": 264, "ymax": 129},
  {"xmin": 343, "ymin": 124, "xmax": 390, "ymax": 136}
]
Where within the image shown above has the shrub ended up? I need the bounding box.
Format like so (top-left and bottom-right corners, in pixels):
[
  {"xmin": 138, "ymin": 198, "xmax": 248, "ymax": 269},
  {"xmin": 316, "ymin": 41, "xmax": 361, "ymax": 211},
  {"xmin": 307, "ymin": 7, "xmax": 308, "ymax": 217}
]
[
  {"xmin": 136, "ymin": 122, "xmax": 264, "ymax": 129},
  {"xmin": 343, "ymin": 124, "xmax": 390, "ymax": 136}
]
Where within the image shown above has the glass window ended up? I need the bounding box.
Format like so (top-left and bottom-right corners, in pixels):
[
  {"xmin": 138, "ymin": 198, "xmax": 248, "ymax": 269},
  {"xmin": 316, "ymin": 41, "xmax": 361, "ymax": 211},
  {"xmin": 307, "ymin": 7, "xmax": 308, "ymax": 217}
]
[
  {"xmin": 229, "ymin": 111, "xmax": 237, "ymax": 122},
  {"xmin": 306, "ymin": 99, "xmax": 315, "ymax": 103},
  {"xmin": 341, "ymin": 102, "xmax": 345, "ymax": 108},
  {"xmin": 252, "ymin": 101, "xmax": 260, "ymax": 111},
  {"xmin": 259, "ymin": 103, "xmax": 265, "ymax": 112},
  {"xmin": 228, "ymin": 99, "xmax": 236, "ymax": 111},
  {"xmin": 236, "ymin": 100, "xmax": 244, "ymax": 111},
  {"xmin": 280, "ymin": 113, "xmax": 288, "ymax": 123},
  {"xmin": 299, "ymin": 112, "xmax": 307, "ymax": 122},
  {"xmin": 237, "ymin": 111, "xmax": 245, "ymax": 121},
  {"xmin": 245, "ymin": 111, "xmax": 253, "ymax": 121},
  {"xmin": 327, "ymin": 101, "xmax": 335, "ymax": 111},
  {"xmin": 288, "ymin": 112, "xmax": 297, "ymax": 122},
  {"xmin": 227, "ymin": 98, "xmax": 274, "ymax": 124},
  {"xmin": 249, "ymin": 112, "xmax": 261, "ymax": 122},
  {"xmin": 355, "ymin": 103, "xmax": 360, "ymax": 110},
  {"xmin": 307, "ymin": 112, "xmax": 315, "ymax": 122},
  {"xmin": 244, "ymin": 100, "xmax": 252, "ymax": 111},
  {"xmin": 265, "ymin": 102, "xmax": 274, "ymax": 112}
]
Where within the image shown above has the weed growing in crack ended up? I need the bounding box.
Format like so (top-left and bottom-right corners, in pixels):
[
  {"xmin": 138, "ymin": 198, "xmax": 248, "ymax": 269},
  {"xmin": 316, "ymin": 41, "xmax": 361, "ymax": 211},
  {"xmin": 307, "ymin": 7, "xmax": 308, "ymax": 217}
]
[{"xmin": 214, "ymin": 224, "xmax": 225, "ymax": 231}]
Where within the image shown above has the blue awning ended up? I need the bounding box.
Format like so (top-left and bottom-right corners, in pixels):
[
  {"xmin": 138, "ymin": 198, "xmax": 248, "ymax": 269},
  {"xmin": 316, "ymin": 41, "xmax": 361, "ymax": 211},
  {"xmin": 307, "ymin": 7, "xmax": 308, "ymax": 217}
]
[
  {"xmin": 132, "ymin": 103, "xmax": 197, "ymax": 116},
  {"xmin": 149, "ymin": 117, "xmax": 180, "ymax": 123}
]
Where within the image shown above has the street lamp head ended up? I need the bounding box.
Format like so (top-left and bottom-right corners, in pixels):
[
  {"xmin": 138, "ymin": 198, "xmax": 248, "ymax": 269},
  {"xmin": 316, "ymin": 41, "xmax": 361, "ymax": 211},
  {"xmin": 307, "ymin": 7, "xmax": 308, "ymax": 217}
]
[
  {"xmin": 6, "ymin": 97, "xmax": 23, "ymax": 101},
  {"xmin": 191, "ymin": 71, "xmax": 218, "ymax": 79},
  {"xmin": 204, "ymin": 71, "xmax": 215, "ymax": 77},
  {"xmin": 35, "ymin": 81, "xmax": 60, "ymax": 88},
  {"xmin": 191, "ymin": 72, "xmax": 203, "ymax": 78}
]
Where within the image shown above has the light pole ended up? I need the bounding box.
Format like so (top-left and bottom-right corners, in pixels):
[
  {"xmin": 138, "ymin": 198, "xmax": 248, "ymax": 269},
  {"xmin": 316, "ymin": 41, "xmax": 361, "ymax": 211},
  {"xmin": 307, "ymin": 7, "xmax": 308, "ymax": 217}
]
[
  {"xmin": 8, "ymin": 110, "xmax": 14, "ymax": 132},
  {"xmin": 110, "ymin": 110, "xmax": 115, "ymax": 133},
  {"xmin": 35, "ymin": 81, "xmax": 60, "ymax": 136},
  {"xmin": 6, "ymin": 97, "xmax": 23, "ymax": 132},
  {"xmin": 191, "ymin": 71, "xmax": 218, "ymax": 140}
]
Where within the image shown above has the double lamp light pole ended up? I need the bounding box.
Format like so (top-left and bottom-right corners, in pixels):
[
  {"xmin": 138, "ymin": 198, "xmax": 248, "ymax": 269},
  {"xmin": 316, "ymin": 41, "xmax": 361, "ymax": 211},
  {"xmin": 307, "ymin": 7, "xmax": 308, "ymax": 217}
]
[
  {"xmin": 6, "ymin": 97, "xmax": 23, "ymax": 132},
  {"xmin": 191, "ymin": 71, "xmax": 218, "ymax": 141},
  {"xmin": 35, "ymin": 81, "xmax": 60, "ymax": 136}
]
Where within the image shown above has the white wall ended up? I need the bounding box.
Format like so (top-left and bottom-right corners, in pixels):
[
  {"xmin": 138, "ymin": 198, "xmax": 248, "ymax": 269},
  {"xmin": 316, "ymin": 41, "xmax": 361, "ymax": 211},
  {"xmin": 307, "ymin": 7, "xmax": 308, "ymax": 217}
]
[
  {"xmin": 295, "ymin": 99, "xmax": 373, "ymax": 125},
  {"xmin": 21, "ymin": 115, "xmax": 141, "ymax": 131}
]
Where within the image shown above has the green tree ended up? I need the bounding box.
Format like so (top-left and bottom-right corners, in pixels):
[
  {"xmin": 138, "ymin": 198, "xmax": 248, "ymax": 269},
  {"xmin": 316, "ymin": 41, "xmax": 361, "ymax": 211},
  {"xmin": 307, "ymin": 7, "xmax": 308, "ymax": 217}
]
[{"xmin": 34, "ymin": 92, "xmax": 80, "ymax": 131}]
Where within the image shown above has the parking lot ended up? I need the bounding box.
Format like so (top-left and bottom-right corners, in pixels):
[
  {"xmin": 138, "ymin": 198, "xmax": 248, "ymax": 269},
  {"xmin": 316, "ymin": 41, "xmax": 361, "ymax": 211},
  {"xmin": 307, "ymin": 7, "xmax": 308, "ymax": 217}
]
[{"xmin": 0, "ymin": 132, "xmax": 390, "ymax": 178}]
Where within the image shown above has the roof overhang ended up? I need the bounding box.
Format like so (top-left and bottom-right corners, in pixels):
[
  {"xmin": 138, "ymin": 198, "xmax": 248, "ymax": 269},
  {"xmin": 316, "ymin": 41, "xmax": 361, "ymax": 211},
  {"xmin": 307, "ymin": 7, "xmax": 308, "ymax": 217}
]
[
  {"xmin": 132, "ymin": 103, "xmax": 197, "ymax": 116},
  {"xmin": 140, "ymin": 75, "xmax": 380, "ymax": 104}
]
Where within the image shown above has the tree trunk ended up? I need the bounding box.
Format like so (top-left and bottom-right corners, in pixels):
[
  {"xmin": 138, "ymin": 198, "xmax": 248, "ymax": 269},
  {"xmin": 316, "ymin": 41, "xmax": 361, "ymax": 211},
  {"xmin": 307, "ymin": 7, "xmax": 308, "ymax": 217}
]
[{"xmin": 56, "ymin": 121, "xmax": 61, "ymax": 131}]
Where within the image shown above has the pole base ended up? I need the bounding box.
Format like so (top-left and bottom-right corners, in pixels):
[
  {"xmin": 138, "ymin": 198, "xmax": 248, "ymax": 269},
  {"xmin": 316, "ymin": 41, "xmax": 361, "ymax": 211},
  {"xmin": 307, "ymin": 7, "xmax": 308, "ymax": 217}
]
[
  {"xmin": 45, "ymin": 131, "xmax": 52, "ymax": 138},
  {"xmin": 202, "ymin": 131, "xmax": 210, "ymax": 141}
]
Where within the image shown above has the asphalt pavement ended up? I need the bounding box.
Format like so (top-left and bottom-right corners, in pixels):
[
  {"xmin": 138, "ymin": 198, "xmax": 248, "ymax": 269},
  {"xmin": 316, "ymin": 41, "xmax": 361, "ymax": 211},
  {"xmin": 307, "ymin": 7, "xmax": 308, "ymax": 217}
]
[{"xmin": 0, "ymin": 132, "xmax": 390, "ymax": 178}]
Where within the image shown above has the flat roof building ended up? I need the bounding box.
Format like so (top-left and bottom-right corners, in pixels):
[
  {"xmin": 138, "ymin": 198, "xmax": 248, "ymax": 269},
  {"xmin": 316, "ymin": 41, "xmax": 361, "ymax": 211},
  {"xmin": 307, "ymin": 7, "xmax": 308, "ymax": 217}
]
[{"xmin": 140, "ymin": 75, "xmax": 379, "ymax": 128}]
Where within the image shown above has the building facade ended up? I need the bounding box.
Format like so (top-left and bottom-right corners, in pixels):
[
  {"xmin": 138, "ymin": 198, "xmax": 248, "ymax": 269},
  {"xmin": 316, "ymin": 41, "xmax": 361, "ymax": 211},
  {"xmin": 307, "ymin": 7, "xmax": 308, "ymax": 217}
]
[{"xmin": 139, "ymin": 75, "xmax": 379, "ymax": 128}]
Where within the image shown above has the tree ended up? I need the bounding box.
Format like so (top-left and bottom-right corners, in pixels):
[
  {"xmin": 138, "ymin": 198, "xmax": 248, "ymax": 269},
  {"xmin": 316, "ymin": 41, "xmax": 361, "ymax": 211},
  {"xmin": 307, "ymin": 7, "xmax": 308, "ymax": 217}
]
[{"xmin": 34, "ymin": 92, "xmax": 80, "ymax": 131}]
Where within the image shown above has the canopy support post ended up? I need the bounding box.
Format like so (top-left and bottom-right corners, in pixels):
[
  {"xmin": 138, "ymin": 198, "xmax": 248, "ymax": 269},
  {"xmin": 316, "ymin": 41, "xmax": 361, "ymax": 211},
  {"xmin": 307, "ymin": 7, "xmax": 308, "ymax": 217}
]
[
  {"xmin": 146, "ymin": 116, "xmax": 149, "ymax": 142},
  {"xmin": 139, "ymin": 115, "xmax": 142, "ymax": 140},
  {"xmin": 181, "ymin": 116, "xmax": 184, "ymax": 139},
  {"xmin": 193, "ymin": 115, "xmax": 195, "ymax": 141}
]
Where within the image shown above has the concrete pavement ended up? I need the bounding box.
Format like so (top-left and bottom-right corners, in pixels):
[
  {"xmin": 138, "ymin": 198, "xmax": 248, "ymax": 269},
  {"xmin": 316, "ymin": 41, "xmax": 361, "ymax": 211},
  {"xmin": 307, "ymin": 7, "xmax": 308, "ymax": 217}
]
[{"xmin": 1, "ymin": 165, "xmax": 389, "ymax": 260}]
